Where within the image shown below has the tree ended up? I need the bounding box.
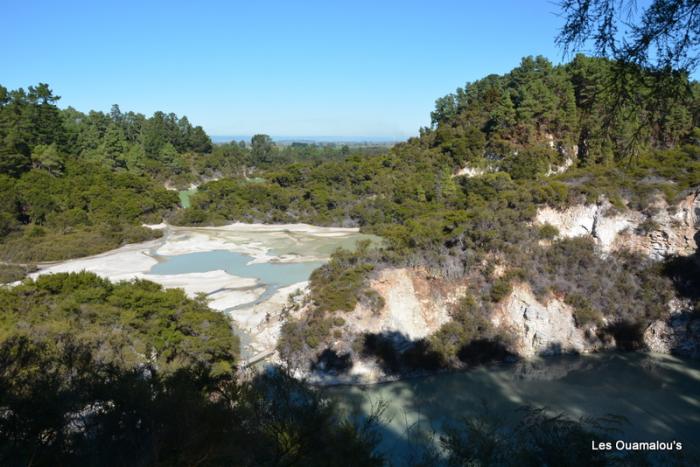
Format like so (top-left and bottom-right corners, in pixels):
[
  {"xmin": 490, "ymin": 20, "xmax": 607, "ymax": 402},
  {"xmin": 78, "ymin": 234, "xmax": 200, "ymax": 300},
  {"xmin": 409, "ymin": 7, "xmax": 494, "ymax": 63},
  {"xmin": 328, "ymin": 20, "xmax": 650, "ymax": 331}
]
[
  {"xmin": 557, "ymin": 0, "xmax": 700, "ymax": 73},
  {"xmin": 31, "ymin": 143, "xmax": 64, "ymax": 174},
  {"xmin": 26, "ymin": 83, "xmax": 66, "ymax": 149},
  {"xmin": 0, "ymin": 149, "xmax": 31, "ymax": 178},
  {"xmin": 189, "ymin": 125, "xmax": 213, "ymax": 153},
  {"xmin": 100, "ymin": 124, "xmax": 127, "ymax": 168},
  {"xmin": 109, "ymin": 103, "xmax": 122, "ymax": 123},
  {"xmin": 251, "ymin": 134, "xmax": 275, "ymax": 165},
  {"xmin": 141, "ymin": 111, "xmax": 168, "ymax": 158}
]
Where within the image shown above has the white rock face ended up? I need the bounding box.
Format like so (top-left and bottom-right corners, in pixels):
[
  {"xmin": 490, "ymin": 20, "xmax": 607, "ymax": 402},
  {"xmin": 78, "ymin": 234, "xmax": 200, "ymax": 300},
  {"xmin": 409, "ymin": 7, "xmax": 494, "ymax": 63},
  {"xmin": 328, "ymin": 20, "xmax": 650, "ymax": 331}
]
[
  {"xmin": 535, "ymin": 201, "xmax": 644, "ymax": 253},
  {"xmin": 302, "ymin": 267, "xmax": 460, "ymax": 384},
  {"xmin": 345, "ymin": 268, "xmax": 455, "ymax": 341},
  {"xmin": 491, "ymin": 283, "xmax": 590, "ymax": 357},
  {"xmin": 238, "ymin": 281, "xmax": 309, "ymax": 363},
  {"xmin": 644, "ymin": 312, "xmax": 700, "ymax": 358},
  {"xmin": 341, "ymin": 272, "xmax": 592, "ymax": 363},
  {"xmin": 536, "ymin": 204, "xmax": 599, "ymax": 238},
  {"xmin": 546, "ymin": 157, "xmax": 574, "ymax": 176},
  {"xmin": 535, "ymin": 191, "xmax": 699, "ymax": 258},
  {"xmin": 454, "ymin": 166, "xmax": 488, "ymax": 178}
]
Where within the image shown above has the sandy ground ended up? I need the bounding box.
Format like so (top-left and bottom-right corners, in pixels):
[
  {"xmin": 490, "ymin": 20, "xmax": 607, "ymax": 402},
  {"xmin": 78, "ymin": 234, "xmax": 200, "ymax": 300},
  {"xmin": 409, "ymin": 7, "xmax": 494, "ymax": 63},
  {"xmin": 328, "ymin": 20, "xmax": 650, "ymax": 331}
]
[
  {"xmin": 31, "ymin": 240, "xmax": 162, "ymax": 282},
  {"xmin": 158, "ymin": 223, "xmax": 373, "ymax": 264}
]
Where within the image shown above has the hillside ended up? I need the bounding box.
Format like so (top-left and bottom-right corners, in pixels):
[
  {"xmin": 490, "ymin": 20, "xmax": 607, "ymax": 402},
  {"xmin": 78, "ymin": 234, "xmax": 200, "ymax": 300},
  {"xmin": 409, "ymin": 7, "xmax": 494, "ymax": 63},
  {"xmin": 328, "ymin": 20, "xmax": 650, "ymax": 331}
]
[
  {"xmin": 209, "ymin": 55, "xmax": 700, "ymax": 376},
  {"xmin": 0, "ymin": 55, "xmax": 697, "ymax": 466}
]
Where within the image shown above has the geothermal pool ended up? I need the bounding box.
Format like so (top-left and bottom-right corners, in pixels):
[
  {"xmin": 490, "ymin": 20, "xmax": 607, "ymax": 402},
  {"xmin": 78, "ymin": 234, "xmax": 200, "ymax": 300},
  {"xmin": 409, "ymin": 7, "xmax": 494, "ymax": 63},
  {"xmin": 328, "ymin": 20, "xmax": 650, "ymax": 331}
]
[{"xmin": 31, "ymin": 222, "xmax": 378, "ymax": 362}]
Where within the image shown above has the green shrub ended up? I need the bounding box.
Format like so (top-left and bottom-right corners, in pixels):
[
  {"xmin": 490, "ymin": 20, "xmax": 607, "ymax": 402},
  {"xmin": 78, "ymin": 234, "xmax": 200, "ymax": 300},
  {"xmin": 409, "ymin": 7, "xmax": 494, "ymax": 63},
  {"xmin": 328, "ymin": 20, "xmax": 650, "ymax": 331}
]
[
  {"xmin": 0, "ymin": 272, "xmax": 239, "ymax": 373},
  {"xmin": 0, "ymin": 263, "xmax": 36, "ymax": 283},
  {"xmin": 538, "ymin": 223, "xmax": 559, "ymax": 239},
  {"xmin": 489, "ymin": 277, "xmax": 513, "ymax": 302},
  {"xmin": 332, "ymin": 317, "xmax": 346, "ymax": 327},
  {"xmin": 565, "ymin": 293, "xmax": 603, "ymax": 327}
]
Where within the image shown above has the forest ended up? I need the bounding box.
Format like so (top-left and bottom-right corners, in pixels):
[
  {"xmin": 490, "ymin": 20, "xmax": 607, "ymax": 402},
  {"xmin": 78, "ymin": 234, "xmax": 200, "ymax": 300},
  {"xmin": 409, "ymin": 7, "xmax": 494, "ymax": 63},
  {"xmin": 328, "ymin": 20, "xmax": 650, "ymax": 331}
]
[{"xmin": 1, "ymin": 53, "xmax": 698, "ymax": 467}]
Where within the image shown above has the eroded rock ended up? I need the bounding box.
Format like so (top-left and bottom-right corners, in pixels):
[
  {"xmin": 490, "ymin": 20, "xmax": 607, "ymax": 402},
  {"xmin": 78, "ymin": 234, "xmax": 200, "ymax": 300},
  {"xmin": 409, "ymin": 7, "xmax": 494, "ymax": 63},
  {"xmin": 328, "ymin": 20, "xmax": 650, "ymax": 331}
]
[
  {"xmin": 491, "ymin": 283, "xmax": 595, "ymax": 357},
  {"xmin": 535, "ymin": 191, "xmax": 699, "ymax": 258},
  {"xmin": 644, "ymin": 311, "xmax": 700, "ymax": 358}
]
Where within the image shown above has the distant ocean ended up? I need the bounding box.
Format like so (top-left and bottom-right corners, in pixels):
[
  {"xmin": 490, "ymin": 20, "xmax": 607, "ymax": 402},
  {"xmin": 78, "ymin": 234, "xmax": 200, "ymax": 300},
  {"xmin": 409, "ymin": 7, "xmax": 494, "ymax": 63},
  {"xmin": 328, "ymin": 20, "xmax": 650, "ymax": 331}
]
[{"xmin": 210, "ymin": 135, "xmax": 406, "ymax": 144}]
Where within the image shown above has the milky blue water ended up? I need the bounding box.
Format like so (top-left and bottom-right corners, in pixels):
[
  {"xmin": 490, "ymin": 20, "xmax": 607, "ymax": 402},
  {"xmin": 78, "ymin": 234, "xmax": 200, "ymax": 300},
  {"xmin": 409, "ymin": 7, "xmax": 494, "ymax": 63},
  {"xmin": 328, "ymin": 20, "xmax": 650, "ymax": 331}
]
[
  {"xmin": 178, "ymin": 188, "xmax": 197, "ymax": 208},
  {"xmin": 329, "ymin": 352, "xmax": 700, "ymax": 463},
  {"xmin": 149, "ymin": 250, "xmax": 324, "ymax": 290}
]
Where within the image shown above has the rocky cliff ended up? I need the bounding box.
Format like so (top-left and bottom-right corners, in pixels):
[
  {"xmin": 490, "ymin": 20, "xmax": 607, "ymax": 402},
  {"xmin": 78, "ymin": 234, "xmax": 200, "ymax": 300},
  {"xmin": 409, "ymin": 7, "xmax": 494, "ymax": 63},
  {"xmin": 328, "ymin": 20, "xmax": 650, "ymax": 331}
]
[
  {"xmin": 490, "ymin": 283, "xmax": 598, "ymax": 357},
  {"xmin": 345, "ymin": 268, "xmax": 456, "ymax": 341},
  {"xmin": 644, "ymin": 306, "xmax": 700, "ymax": 359},
  {"xmin": 535, "ymin": 190, "xmax": 699, "ymax": 259},
  {"xmin": 298, "ymin": 190, "xmax": 700, "ymax": 383}
]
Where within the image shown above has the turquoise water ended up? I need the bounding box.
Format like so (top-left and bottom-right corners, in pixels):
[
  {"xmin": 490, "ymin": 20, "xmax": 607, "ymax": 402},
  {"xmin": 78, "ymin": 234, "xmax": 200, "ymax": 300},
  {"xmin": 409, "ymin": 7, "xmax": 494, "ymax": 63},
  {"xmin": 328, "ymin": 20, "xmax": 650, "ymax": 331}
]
[
  {"xmin": 329, "ymin": 353, "xmax": 700, "ymax": 463},
  {"xmin": 178, "ymin": 188, "xmax": 197, "ymax": 208},
  {"xmin": 150, "ymin": 250, "xmax": 324, "ymax": 289}
]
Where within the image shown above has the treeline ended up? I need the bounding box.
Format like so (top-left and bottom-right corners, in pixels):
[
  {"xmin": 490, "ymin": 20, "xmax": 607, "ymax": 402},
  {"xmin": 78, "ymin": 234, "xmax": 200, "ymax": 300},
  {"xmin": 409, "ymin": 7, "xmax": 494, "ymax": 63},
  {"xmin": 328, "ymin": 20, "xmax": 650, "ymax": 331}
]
[
  {"xmin": 0, "ymin": 84, "xmax": 213, "ymax": 179},
  {"xmin": 180, "ymin": 55, "xmax": 700, "ymax": 228},
  {"xmin": 0, "ymin": 83, "xmax": 214, "ymax": 267},
  {"xmin": 429, "ymin": 54, "xmax": 700, "ymax": 168}
]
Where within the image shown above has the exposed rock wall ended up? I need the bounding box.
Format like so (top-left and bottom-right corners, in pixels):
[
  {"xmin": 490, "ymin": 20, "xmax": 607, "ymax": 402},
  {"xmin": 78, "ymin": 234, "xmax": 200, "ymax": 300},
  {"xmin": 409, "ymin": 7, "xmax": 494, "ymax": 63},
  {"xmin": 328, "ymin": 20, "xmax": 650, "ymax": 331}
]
[
  {"xmin": 614, "ymin": 192, "xmax": 699, "ymax": 259},
  {"xmin": 344, "ymin": 268, "xmax": 456, "ymax": 342},
  {"xmin": 454, "ymin": 165, "xmax": 488, "ymax": 178},
  {"xmin": 343, "ymin": 273, "xmax": 598, "ymax": 359},
  {"xmin": 546, "ymin": 156, "xmax": 575, "ymax": 176},
  {"xmin": 491, "ymin": 283, "xmax": 596, "ymax": 357},
  {"xmin": 535, "ymin": 191, "xmax": 699, "ymax": 258},
  {"xmin": 303, "ymin": 191, "xmax": 700, "ymax": 383},
  {"xmin": 644, "ymin": 310, "xmax": 700, "ymax": 358},
  {"xmin": 300, "ymin": 267, "xmax": 460, "ymax": 384}
]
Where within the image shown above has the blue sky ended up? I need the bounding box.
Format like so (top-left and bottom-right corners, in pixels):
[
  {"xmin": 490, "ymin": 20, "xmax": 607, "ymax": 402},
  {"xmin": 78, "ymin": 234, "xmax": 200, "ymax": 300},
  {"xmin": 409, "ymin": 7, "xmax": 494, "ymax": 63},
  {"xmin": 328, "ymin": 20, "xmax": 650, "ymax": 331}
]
[{"xmin": 3, "ymin": 0, "xmax": 569, "ymax": 139}]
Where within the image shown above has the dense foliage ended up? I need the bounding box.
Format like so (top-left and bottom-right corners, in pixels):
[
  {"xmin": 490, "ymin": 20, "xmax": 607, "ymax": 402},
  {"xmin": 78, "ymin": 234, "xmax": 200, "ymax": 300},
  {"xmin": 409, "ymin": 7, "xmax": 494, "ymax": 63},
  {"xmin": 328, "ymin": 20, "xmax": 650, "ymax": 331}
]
[
  {"xmin": 181, "ymin": 56, "xmax": 699, "ymax": 228},
  {"xmin": 0, "ymin": 85, "xmax": 203, "ymax": 262},
  {"xmin": 0, "ymin": 84, "xmax": 212, "ymax": 180},
  {"xmin": 0, "ymin": 83, "xmax": 392, "ymax": 263},
  {"xmin": 0, "ymin": 272, "xmax": 239, "ymax": 373},
  {"xmin": 0, "ymin": 162, "xmax": 176, "ymax": 262},
  {"xmin": 0, "ymin": 272, "xmax": 387, "ymax": 466}
]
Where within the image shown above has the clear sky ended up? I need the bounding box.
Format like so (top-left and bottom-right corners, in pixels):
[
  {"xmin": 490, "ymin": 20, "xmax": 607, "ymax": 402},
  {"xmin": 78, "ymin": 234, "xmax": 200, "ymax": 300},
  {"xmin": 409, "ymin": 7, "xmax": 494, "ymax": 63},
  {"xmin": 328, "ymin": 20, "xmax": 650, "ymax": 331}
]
[{"xmin": 3, "ymin": 0, "xmax": 569, "ymax": 139}]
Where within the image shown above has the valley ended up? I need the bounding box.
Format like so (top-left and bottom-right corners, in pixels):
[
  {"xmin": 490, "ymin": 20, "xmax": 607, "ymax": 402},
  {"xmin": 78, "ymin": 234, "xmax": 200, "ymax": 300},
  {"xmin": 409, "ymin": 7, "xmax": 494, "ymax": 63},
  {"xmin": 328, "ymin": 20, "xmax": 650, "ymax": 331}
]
[{"xmin": 2, "ymin": 1, "xmax": 700, "ymax": 462}]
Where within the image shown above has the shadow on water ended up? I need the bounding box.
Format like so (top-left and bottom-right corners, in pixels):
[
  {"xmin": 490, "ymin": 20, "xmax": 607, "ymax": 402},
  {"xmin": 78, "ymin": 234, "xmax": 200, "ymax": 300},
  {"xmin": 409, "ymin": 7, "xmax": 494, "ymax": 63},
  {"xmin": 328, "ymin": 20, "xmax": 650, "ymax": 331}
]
[
  {"xmin": 658, "ymin": 241, "xmax": 700, "ymax": 358},
  {"xmin": 326, "ymin": 350, "xmax": 700, "ymax": 465},
  {"xmin": 312, "ymin": 348, "xmax": 353, "ymax": 374},
  {"xmin": 355, "ymin": 331, "xmax": 516, "ymax": 376}
]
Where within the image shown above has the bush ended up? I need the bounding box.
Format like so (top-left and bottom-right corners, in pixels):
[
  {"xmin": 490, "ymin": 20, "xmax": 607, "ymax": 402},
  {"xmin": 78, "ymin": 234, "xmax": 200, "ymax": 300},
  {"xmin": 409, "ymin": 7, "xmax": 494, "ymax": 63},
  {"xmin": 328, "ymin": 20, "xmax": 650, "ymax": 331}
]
[
  {"xmin": 428, "ymin": 295, "xmax": 503, "ymax": 364},
  {"xmin": 489, "ymin": 277, "xmax": 513, "ymax": 302},
  {"xmin": 0, "ymin": 272, "xmax": 239, "ymax": 373},
  {"xmin": 0, "ymin": 263, "xmax": 36, "ymax": 283},
  {"xmin": 565, "ymin": 293, "xmax": 603, "ymax": 327},
  {"xmin": 538, "ymin": 223, "xmax": 559, "ymax": 239}
]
